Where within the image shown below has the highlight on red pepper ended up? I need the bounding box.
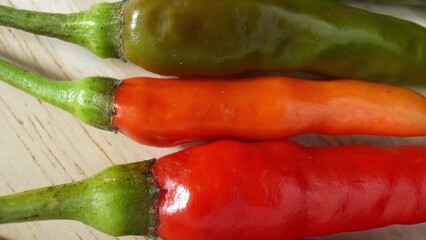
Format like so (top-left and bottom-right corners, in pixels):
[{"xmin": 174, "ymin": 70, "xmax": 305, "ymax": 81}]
[
  {"xmin": 1, "ymin": 59, "xmax": 426, "ymax": 147},
  {"xmin": 1, "ymin": 0, "xmax": 426, "ymax": 84},
  {"xmin": 2, "ymin": 140, "xmax": 426, "ymax": 239}
]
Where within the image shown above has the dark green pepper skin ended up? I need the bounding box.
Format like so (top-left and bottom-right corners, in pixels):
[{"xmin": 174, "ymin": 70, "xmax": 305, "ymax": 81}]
[
  {"xmin": 122, "ymin": 0, "xmax": 426, "ymax": 84},
  {"xmin": 342, "ymin": 0, "xmax": 426, "ymax": 5}
]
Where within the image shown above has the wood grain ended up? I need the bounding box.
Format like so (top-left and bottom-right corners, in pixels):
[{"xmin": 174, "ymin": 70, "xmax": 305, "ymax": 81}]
[{"xmin": 0, "ymin": 1, "xmax": 425, "ymax": 239}]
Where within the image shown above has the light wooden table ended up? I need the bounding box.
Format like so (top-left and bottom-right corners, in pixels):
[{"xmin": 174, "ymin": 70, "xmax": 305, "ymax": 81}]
[{"xmin": 0, "ymin": 1, "xmax": 425, "ymax": 239}]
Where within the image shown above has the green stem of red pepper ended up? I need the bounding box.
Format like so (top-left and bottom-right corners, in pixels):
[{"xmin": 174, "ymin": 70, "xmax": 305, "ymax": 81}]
[
  {"xmin": 0, "ymin": 58, "xmax": 120, "ymax": 130},
  {"xmin": 0, "ymin": 2, "xmax": 122, "ymax": 58},
  {"xmin": 0, "ymin": 160, "xmax": 159, "ymax": 237}
]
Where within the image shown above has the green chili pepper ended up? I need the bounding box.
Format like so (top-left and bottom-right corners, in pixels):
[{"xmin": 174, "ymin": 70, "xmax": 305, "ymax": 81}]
[{"xmin": 1, "ymin": 0, "xmax": 426, "ymax": 84}]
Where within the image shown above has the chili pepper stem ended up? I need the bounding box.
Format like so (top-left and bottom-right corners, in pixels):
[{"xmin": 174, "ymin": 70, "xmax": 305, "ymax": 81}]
[
  {"xmin": 0, "ymin": 161, "xmax": 159, "ymax": 237},
  {"xmin": 0, "ymin": 58, "xmax": 121, "ymax": 130},
  {"xmin": 0, "ymin": 2, "xmax": 123, "ymax": 58}
]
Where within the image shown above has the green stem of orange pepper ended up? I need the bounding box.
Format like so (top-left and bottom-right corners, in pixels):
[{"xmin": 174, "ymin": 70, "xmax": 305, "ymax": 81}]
[
  {"xmin": 1, "ymin": 0, "xmax": 426, "ymax": 84},
  {"xmin": 0, "ymin": 58, "xmax": 120, "ymax": 130}
]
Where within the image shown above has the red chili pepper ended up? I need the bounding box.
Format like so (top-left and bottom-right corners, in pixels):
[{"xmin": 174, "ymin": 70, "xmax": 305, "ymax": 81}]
[
  {"xmin": 1, "ymin": 59, "xmax": 426, "ymax": 146},
  {"xmin": 1, "ymin": 140, "xmax": 426, "ymax": 239}
]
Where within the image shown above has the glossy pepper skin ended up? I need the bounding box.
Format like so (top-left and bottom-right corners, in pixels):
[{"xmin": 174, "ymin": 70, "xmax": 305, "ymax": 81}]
[
  {"xmin": 341, "ymin": 0, "xmax": 426, "ymax": 5},
  {"xmin": 113, "ymin": 76, "xmax": 426, "ymax": 146},
  {"xmin": 3, "ymin": 140, "xmax": 426, "ymax": 239},
  {"xmin": 121, "ymin": 0, "xmax": 426, "ymax": 83},
  {"xmin": 154, "ymin": 140, "xmax": 426, "ymax": 240},
  {"xmin": 2, "ymin": 1, "xmax": 426, "ymax": 83},
  {"xmin": 1, "ymin": 58, "xmax": 426, "ymax": 147}
]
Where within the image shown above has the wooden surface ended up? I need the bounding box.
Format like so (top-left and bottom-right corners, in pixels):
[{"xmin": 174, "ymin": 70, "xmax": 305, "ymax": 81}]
[{"xmin": 0, "ymin": 1, "xmax": 426, "ymax": 239}]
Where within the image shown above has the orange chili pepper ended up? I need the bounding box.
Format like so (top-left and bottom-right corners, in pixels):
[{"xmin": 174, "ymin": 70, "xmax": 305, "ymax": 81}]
[
  {"xmin": 0, "ymin": 58, "xmax": 425, "ymax": 146},
  {"xmin": 113, "ymin": 76, "xmax": 426, "ymax": 146}
]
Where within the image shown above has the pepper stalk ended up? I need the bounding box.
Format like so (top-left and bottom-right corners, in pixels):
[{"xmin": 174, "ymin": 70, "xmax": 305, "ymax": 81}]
[
  {"xmin": 0, "ymin": 58, "xmax": 121, "ymax": 131},
  {"xmin": 0, "ymin": 2, "xmax": 123, "ymax": 58},
  {"xmin": 0, "ymin": 161, "xmax": 159, "ymax": 237}
]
